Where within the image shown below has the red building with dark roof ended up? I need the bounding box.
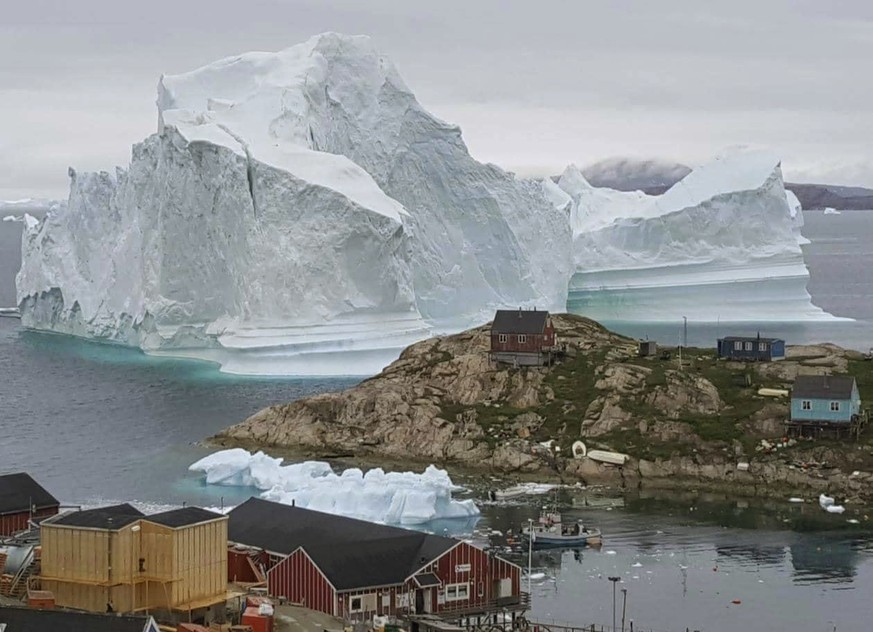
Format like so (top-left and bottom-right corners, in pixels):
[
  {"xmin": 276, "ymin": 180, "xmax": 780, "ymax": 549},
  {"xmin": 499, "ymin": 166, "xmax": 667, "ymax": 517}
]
[
  {"xmin": 227, "ymin": 499, "xmax": 525, "ymax": 624},
  {"xmin": 0, "ymin": 472, "xmax": 59, "ymax": 536},
  {"xmin": 490, "ymin": 309, "xmax": 556, "ymax": 366}
]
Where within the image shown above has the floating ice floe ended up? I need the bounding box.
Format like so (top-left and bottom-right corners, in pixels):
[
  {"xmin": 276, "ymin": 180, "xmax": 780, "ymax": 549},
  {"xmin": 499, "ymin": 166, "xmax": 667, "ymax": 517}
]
[
  {"xmin": 788, "ymin": 497, "xmax": 804, "ymax": 503},
  {"xmin": 528, "ymin": 572, "xmax": 546, "ymax": 580},
  {"xmin": 826, "ymin": 505, "xmax": 846, "ymax": 514},
  {"xmin": 848, "ymin": 519, "xmax": 860, "ymax": 524},
  {"xmin": 189, "ymin": 448, "xmax": 479, "ymax": 525}
]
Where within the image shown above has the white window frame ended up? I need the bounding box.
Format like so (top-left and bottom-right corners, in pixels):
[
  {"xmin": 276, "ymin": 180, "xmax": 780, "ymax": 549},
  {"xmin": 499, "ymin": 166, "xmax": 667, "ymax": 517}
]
[
  {"xmin": 801, "ymin": 400, "xmax": 812, "ymax": 411},
  {"xmin": 350, "ymin": 596, "xmax": 363, "ymax": 613},
  {"xmin": 445, "ymin": 582, "xmax": 469, "ymax": 602},
  {"xmin": 744, "ymin": 342, "xmax": 753, "ymax": 351},
  {"xmin": 518, "ymin": 334, "xmax": 527, "ymax": 344},
  {"xmin": 830, "ymin": 401, "xmax": 841, "ymax": 412},
  {"xmin": 498, "ymin": 334, "xmax": 507, "ymax": 343},
  {"xmin": 734, "ymin": 341, "xmax": 742, "ymax": 351},
  {"xmin": 758, "ymin": 342, "xmax": 767, "ymax": 351}
]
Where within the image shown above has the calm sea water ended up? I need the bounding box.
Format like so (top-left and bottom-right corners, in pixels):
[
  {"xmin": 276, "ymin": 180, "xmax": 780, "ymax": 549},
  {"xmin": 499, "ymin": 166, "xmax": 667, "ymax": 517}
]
[{"xmin": 2, "ymin": 210, "xmax": 873, "ymax": 631}]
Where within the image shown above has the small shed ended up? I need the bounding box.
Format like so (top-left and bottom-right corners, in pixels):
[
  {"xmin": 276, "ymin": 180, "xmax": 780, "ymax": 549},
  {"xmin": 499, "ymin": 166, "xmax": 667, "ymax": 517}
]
[
  {"xmin": 717, "ymin": 336, "xmax": 785, "ymax": 361},
  {"xmin": 0, "ymin": 472, "xmax": 59, "ymax": 536},
  {"xmin": 638, "ymin": 340, "xmax": 657, "ymax": 357},
  {"xmin": 490, "ymin": 309, "xmax": 556, "ymax": 366}
]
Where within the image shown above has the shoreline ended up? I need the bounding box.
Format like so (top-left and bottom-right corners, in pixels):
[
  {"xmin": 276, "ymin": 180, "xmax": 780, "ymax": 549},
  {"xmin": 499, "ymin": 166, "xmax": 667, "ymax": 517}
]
[
  {"xmin": 208, "ymin": 314, "xmax": 873, "ymax": 512},
  {"xmin": 204, "ymin": 435, "xmax": 873, "ymax": 511}
]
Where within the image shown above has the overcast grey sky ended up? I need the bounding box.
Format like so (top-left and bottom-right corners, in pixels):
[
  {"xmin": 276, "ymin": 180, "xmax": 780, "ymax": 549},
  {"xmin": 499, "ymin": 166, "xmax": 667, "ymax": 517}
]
[{"xmin": 2, "ymin": 0, "xmax": 872, "ymax": 199}]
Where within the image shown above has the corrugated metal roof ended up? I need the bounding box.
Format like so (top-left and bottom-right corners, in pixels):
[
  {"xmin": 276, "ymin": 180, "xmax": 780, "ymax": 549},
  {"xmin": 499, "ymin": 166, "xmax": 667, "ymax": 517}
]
[
  {"xmin": 792, "ymin": 375, "xmax": 856, "ymax": 400},
  {"xmin": 0, "ymin": 472, "xmax": 59, "ymax": 516},
  {"xmin": 491, "ymin": 309, "xmax": 550, "ymax": 334}
]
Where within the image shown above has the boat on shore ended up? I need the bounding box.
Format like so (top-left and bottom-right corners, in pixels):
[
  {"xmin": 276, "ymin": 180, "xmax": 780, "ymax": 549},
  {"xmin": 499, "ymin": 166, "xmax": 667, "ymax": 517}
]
[
  {"xmin": 521, "ymin": 508, "xmax": 602, "ymax": 548},
  {"xmin": 488, "ymin": 482, "xmax": 557, "ymax": 501}
]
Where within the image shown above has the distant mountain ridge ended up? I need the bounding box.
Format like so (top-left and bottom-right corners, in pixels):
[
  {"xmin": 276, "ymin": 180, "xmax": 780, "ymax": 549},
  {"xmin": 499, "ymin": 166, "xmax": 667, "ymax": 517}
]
[{"xmin": 581, "ymin": 157, "xmax": 873, "ymax": 210}]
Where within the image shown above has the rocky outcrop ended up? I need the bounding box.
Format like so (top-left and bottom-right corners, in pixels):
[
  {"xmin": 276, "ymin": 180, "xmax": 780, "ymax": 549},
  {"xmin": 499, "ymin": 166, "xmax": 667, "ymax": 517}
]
[
  {"xmin": 218, "ymin": 314, "xmax": 636, "ymax": 469},
  {"xmin": 216, "ymin": 314, "xmax": 873, "ymax": 500}
]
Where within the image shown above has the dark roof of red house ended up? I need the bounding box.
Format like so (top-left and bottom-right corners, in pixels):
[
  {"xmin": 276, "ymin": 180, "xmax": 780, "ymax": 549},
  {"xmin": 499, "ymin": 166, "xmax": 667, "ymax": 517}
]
[
  {"xmin": 491, "ymin": 309, "xmax": 550, "ymax": 335},
  {"xmin": 228, "ymin": 498, "xmax": 458, "ymax": 590},
  {"xmin": 0, "ymin": 472, "xmax": 59, "ymax": 517},
  {"xmin": 792, "ymin": 375, "xmax": 857, "ymax": 400}
]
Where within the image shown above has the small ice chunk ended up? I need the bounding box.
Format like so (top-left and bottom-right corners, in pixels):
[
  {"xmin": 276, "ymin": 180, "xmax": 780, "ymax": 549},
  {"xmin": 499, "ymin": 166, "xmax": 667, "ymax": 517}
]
[
  {"xmin": 826, "ymin": 505, "xmax": 845, "ymax": 514},
  {"xmin": 847, "ymin": 519, "xmax": 860, "ymax": 524},
  {"xmin": 605, "ymin": 550, "xmax": 617, "ymax": 555},
  {"xmin": 819, "ymin": 494, "xmax": 835, "ymax": 508},
  {"xmin": 528, "ymin": 572, "xmax": 546, "ymax": 580},
  {"xmin": 788, "ymin": 497, "xmax": 804, "ymax": 503},
  {"xmin": 632, "ymin": 562, "xmax": 642, "ymax": 567}
]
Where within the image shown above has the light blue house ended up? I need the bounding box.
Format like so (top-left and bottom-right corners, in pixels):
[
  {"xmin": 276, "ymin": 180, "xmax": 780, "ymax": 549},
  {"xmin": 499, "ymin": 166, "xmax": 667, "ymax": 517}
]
[{"xmin": 790, "ymin": 375, "xmax": 861, "ymax": 424}]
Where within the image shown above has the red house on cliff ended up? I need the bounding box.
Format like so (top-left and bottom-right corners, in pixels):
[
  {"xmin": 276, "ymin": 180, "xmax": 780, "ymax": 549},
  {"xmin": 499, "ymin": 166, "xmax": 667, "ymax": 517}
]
[
  {"xmin": 490, "ymin": 309, "xmax": 556, "ymax": 367},
  {"xmin": 0, "ymin": 472, "xmax": 59, "ymax": 536},
  {"xmin": 227, "ymin": 499, "xmax": 525, "ymax": 624}
]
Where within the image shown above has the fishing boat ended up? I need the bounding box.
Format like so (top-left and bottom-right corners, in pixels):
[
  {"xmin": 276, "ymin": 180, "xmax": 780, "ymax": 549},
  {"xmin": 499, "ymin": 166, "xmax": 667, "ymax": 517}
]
[{"xmin": 521, "ymin": 507, "xmax": 601, "ymax": 548}]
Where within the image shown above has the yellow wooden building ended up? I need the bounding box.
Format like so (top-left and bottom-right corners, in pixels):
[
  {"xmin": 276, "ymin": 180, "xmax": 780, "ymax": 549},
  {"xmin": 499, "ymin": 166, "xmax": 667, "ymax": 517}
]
[{"xmin": 39, "ymin": 504, "xmax": 228, "ymax": 616}]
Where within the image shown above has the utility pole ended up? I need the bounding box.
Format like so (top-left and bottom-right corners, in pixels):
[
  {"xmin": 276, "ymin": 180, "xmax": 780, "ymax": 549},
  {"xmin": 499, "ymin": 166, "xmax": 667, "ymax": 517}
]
[
  {"xmin": 527, "ymin": 519, "xmax": 533, "ymax": 595},
  {"xmin": 608, "ymin": 577, "xmax": 620, "ymax": 631},
  {"xmin": 621, "ymin": 588, "xmax": 627, "ymax": 632}
]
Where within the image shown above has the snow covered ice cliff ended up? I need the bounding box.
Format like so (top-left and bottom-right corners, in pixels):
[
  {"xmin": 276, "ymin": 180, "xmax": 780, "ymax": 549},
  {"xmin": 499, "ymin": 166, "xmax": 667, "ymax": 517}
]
[
  {"xmin": 16, "ymin": 34, "xmax": 837, "ymax": 376},
  {"xmin": 17, "ymin": 33, "xmax": 571, "ymax": 375},
  {"xmin": 557, "ymin": 149, "xmax": 836, "ymax": 322}
]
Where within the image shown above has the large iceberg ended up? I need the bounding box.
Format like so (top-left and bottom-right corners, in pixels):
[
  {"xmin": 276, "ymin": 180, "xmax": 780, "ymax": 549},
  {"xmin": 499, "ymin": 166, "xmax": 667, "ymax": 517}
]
[
  {"xmin": 17, "ymin": 33, "xmax": 571, "ymax": 374},
  {"xmin": 16, "ymin": 34, "xmax": 837, "ymax": 376},
  {"xmin": 559, "ymin": 149, "xmax": 837, "ymax": 322},
  {"xmin": 188, "ymin": 448, "xmax": 479, "ymax": 525}
]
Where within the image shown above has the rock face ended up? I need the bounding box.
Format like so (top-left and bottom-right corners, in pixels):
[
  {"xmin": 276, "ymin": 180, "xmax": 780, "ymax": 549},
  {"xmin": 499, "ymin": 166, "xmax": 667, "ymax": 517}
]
[{"xmin": 217, "ymin": 314, "xmax": 630, "ymax": 469}]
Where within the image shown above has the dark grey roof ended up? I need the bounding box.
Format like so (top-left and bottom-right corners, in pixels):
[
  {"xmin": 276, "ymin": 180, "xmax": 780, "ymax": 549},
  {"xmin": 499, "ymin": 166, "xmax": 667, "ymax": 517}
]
[
  {"xmin": 0, "ymin": 472, "xmax": 59, "ymax": 516},
  {"xmin": 50, "ymin": 503, "xmax": 144, "ymax": 530},
  {"xmin": 229, "ymin": 498, "xmax": 456, "ymax": 590},
  {"xmin": 719, "ymin": 336, "xmax": 783, "ymax": 343},
  {"xmin": 414, "ymin": 572, "xmax": 441, "ymax": 588},
  {"xmin": 491, "ymin": 309, "xmax": 550, "ymax": 335},
  {"xmin": 792, "ymin": 375, "xmax": 857, "ymax": 400},
  {"xmin": 145, "ymin": 506, "xmax": 225, "ymax": 528},
  {"xmin": 0, "ymin": 606, "xmax": 154, "ymax": 632}
]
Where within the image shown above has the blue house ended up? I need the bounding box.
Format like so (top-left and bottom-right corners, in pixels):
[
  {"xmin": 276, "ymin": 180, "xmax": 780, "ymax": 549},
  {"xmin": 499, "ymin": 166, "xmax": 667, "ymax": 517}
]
[
  {"xmin": 790, "ymin": 375, "xmax": 861, "ymax": 424},
  {"xmin": 717, "ymin": 336, "xmax": 785, "ymax": 361}
]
